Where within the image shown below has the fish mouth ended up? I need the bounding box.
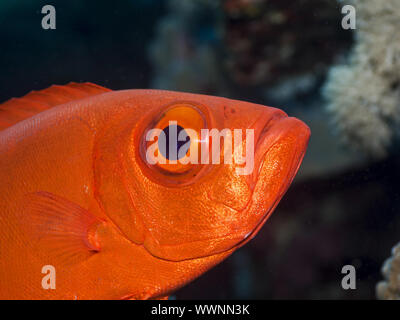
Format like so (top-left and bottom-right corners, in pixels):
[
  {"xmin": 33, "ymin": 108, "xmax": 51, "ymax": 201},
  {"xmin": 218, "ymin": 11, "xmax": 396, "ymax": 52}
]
[
  {"xmin": 193, "ymin": 114, "xmax": 310, "ymax": 255},
  {"xmin": 237, "ymin": 114, "xmax": 311, "ymax": 248},
  {"xmin": 201, "ymin": 113, "xmax": 310, "ymax": 254},
  {"xmin": 244, "ymin": 109, "xmax": 289, "ymax": 189}
]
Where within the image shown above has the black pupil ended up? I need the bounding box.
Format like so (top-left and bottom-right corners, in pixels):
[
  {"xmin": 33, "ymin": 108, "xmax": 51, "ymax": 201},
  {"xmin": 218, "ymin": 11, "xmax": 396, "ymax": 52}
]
[{"xmin": 159, "ymin": 124, "xmax": 191, "ymax": 161}]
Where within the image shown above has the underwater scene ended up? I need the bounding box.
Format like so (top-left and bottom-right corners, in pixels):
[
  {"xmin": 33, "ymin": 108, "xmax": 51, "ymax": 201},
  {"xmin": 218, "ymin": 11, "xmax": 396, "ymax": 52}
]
[{"xmin": 0, "ymin": 0, "xmax": 399, "ymax": 301}]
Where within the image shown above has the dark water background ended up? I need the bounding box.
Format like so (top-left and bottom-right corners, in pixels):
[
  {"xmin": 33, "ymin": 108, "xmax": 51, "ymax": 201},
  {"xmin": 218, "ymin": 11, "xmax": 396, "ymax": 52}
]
[{"xmin": 1, "ymin": 0, "xmax": 399, "ymax": 299}]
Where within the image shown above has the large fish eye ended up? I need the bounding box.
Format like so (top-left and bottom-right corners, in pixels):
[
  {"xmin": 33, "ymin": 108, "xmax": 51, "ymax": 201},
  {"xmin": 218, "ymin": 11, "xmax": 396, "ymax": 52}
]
[
  {"xmin": 141, "ymin": 103, "xmax": 210, "ymax": 183},
  {"xmin": 159, "ymin": 124, "xmax": 191, "ymax": 161}
]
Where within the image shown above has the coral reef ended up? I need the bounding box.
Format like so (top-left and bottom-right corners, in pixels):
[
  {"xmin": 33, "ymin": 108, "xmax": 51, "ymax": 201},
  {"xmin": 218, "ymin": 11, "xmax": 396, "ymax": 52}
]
[
  {"xmin": 323, "ymin": 0, "xmax": 400, "ymax": 158},
  {"xmin": 377, "ymin": 242, "xmax": 400, "ymax": 300},
  {"xmin": 149, "ymin": 0, "xmax": 351, "ymax": 99},
  {"xmin": 223, "ymin": 0, "xmax": 350, "ymax": 88}
]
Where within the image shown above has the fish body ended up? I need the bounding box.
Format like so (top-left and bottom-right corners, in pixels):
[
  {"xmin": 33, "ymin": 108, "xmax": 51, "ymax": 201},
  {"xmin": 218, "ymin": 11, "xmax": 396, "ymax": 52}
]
[{"xmin": 0, "ymin": 83, "xmax": 310, "ymax": 299}]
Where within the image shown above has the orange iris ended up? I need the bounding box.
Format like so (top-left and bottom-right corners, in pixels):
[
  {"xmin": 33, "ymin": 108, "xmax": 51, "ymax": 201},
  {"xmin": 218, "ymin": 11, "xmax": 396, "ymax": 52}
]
[{"xmin": 142, "ymin": 103, "xmax": 209, "ymax": 184}]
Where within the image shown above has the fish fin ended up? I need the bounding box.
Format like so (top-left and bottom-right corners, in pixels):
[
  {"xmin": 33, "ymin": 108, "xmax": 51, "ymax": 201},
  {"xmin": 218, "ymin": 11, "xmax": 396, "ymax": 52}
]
[
  {"xmin": 0, "ymin": 82, "xmax": 111, "ymax": 131},
  {"xmin": 22, "ymin": 191, "xmax": 104, "ymax": 266}
]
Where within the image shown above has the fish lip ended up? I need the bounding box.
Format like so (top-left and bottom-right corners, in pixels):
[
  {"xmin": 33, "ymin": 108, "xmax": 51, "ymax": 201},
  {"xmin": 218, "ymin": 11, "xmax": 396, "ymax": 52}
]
[
  {"xmin": 238, "ymin": 147, "xmax": 307, "ymax": 249},
  {"xmin": 254, "ymin": 109, "xmax": 287, "ymax": 144},
  {"xmin": 244, "ymin": 111, "xmax": 287, "ymax": 190},
  {"xmin": 254, "ymin": 113, "xmax": 286, "ymax": 151},
  {"xmin": 250, "ymin": 114, "xmax": 309, "ymax": 183},
  {"xmin": 239, "ymin": 117, "xmax": 310, "ymax": 247}
]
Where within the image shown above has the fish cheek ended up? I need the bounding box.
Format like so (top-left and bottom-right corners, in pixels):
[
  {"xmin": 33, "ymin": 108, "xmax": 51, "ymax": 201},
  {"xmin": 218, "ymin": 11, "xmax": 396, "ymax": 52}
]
[
  {"xmin": 93, "ymin": 119, "xmax": 147, "ymax": 245},
  {"xmin": 140, "ymin": 196, "xmax": 248, "ymax": 260},
  {"xmin": 209, "ymin": 167, "xmax": 251, "ymax": 212}
]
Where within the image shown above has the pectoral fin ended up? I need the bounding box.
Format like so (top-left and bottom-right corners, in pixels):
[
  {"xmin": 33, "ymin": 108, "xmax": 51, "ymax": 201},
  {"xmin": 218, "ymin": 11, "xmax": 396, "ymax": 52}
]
[{"xmin": 21, "ymin": 191, "xmax": 104, "ymax": 266}]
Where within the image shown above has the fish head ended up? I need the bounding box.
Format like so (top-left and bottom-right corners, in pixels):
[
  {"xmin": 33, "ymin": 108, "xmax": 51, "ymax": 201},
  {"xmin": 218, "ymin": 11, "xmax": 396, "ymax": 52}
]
[{"xmin": 97, "ymin": 91, "xmax": 310, "ymax": 262}]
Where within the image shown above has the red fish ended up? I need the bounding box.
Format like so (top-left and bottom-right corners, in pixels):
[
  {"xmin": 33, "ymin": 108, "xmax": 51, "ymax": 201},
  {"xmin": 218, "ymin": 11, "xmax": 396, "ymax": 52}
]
[{"xmin": 0, "ymin": 83, "xmax": 310, "ymax": 299}]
